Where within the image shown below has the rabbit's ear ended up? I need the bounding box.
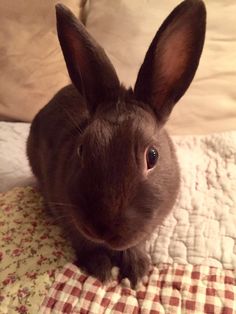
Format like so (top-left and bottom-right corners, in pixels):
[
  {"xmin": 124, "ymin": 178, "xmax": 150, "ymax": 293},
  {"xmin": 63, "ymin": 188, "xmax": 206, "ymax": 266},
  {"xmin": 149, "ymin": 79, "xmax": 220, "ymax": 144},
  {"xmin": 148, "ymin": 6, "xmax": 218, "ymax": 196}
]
[
  {"xmin": 134, "ymin": 0, "xmax": 206, "ymax": 124},
  {"xmin": 56, "ymin": 4, "xmax": 120, "ymax": 113}
]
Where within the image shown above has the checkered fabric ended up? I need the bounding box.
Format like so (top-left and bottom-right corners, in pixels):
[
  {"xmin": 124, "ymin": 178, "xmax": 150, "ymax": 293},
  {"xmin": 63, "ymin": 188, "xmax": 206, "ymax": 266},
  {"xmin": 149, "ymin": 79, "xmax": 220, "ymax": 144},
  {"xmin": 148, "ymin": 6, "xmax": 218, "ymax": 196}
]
[{"xmin": 39, "ymin": 263, "xmax": 236, "ymax": 314}]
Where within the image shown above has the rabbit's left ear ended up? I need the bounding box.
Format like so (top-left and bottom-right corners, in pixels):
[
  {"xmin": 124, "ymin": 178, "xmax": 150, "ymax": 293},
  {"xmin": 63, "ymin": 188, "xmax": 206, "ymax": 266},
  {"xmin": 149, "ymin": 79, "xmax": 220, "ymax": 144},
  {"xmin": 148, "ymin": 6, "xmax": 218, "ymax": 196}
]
[
  {"xmin": 134, "ymin": 0, "xmax": 206, "ymax": 124},
  {"xmin": 56, "ymin": 4, "xmax": 120, "ymax": 113}
]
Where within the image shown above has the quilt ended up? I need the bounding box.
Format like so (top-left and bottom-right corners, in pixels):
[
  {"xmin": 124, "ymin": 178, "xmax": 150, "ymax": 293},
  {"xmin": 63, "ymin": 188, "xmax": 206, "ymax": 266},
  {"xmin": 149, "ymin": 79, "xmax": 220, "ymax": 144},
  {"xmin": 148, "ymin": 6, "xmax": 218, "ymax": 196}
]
[{"xmin": 0, "ymin": 123, "xmax": 235, "ymax": 313}]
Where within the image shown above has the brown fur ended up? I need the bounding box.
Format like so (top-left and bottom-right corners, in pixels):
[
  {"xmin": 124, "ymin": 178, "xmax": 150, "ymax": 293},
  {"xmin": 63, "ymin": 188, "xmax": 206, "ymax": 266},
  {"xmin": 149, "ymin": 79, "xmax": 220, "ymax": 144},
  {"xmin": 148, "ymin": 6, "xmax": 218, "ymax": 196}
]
[{"xmin": 27, "ymin": 0, "xmax": 206, "ymax": 287}]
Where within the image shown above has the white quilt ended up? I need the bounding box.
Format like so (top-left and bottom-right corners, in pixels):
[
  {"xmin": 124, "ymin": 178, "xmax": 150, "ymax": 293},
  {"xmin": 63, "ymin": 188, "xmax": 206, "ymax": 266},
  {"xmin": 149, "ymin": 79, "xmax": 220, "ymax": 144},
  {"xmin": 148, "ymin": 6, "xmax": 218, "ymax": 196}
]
[
  {"xmin": 0, "ymin": 122, "xmax": 34, "ymax": 192},
  {"xmin": 0, "ymin": 122, "xmax": 236, "ymax": 268}
]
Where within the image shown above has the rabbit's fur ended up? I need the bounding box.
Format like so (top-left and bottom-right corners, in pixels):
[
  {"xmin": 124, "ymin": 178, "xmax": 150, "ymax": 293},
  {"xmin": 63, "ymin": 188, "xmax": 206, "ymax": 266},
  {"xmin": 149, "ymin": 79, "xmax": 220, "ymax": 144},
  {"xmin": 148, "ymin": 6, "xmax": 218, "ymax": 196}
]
[{"xmin": 27, "ymin": 0, "xmax": 206, "ymax": 287}]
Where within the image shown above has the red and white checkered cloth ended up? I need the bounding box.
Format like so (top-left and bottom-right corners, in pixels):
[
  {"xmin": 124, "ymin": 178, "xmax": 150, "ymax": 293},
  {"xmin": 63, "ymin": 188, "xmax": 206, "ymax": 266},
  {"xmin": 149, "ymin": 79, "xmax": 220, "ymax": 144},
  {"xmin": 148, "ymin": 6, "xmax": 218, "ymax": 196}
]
[{"xmin": 39, "ymin": 263, "xmax": 236, "ymax": 314}]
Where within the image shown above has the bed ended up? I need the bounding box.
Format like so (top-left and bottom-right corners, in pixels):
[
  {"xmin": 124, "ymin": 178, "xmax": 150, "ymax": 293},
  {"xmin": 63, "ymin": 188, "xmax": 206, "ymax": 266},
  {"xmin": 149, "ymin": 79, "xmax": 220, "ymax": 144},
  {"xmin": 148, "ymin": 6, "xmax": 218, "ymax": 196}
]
[{"xmin": 0, "ymin": 1, "xmax": 236, "ymax": 313}]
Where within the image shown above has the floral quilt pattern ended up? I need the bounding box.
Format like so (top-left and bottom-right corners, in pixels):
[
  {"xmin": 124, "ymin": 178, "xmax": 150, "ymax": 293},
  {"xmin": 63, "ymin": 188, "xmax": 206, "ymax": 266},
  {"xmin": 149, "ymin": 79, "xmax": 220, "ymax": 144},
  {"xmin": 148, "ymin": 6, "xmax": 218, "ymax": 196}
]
[{"xmin": 0, "ymin": 187, "xmax": 75, "ymax": 314}]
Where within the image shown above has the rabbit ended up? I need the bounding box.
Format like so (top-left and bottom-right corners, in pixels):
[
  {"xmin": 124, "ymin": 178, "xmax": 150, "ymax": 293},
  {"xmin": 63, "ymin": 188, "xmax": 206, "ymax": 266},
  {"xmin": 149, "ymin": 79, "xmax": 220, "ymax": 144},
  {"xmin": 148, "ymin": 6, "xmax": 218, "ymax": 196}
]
[{"xmin": 27, "ymin": 0, "xmax": 206, "ymax": 287}]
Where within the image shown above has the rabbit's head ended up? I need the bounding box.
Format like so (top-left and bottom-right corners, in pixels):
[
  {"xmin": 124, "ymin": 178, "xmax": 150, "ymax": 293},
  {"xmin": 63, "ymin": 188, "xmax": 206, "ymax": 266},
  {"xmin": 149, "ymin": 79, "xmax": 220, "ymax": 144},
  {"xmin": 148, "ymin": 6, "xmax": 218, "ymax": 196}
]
[{"xmin": 56, "ymin": 0, "xmax": 206, "ymax": 250}]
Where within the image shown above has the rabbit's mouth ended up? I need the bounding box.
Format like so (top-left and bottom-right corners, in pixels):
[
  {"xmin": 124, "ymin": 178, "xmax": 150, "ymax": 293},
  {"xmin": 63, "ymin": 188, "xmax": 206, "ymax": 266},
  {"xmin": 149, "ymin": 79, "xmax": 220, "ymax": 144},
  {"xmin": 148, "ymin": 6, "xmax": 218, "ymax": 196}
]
[
  {"xmin": 79, "ymin": 226, "xmax": 105, "ymax": 244},
  {"xmin": 79, "ymin": 223, "xmax": 145, "ymax": 250},
  {"xmin": 105, "ymin": 232, "xmax": 148, "ymax": 251},
  {"xmin": 75, "ymin": 222, "xmax": 106, "ymax": 244},
  {"xmin": 82, "ymin": 225, "xmax": 98, "ymax": 239}
]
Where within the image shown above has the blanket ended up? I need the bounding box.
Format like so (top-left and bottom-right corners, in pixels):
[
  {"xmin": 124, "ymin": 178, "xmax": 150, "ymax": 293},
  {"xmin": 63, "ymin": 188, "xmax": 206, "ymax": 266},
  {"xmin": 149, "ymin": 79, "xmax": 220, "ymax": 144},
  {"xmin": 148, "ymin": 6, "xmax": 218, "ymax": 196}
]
[
  {"xmin": 40, "ymin": 263, "xmax": 236, "ymax": 313},
  {"xmin": 0, "ymin": 123, "xmax": 235, "ymax": 313},
  {"xmin": 0, "ymin": 187, "xmax": 75, "ymax": 313},
  {"xmin": 0, "ymin": 122, "xmax": 34, "ymax": 193}
]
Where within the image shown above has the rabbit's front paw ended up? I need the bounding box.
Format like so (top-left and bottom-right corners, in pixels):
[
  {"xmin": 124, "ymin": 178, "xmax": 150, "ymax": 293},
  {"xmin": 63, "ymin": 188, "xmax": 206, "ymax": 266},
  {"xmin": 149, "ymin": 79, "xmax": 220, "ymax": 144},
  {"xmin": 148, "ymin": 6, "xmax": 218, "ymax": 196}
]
[
  {"xmin": 76, "ymin": 248, "xmax": 112, "ymax": 282},
  {"xmin": 116, "ymin": 248, "xmax": 150, "ymax": 288}
]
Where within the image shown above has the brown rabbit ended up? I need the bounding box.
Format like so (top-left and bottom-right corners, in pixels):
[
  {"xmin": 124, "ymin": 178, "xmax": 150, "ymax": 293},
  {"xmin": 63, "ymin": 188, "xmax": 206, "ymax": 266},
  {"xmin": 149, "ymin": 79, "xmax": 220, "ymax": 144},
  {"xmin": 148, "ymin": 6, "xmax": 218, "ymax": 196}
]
[{"xmin": 27, "ymin": 0, "xmax": 206, "ymax": 287}]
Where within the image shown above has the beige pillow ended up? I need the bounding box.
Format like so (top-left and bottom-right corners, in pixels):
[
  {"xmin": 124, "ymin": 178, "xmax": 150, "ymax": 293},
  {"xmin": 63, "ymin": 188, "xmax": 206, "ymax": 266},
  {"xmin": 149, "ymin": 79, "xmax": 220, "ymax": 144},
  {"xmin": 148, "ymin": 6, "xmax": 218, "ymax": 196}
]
[
  {"xmin": 0, "ymin": 0, "xmax": 81, "ymax": 122},
  {"xmin": 85, "ymin": 0, "xmax": 236, "ymax": 135}
]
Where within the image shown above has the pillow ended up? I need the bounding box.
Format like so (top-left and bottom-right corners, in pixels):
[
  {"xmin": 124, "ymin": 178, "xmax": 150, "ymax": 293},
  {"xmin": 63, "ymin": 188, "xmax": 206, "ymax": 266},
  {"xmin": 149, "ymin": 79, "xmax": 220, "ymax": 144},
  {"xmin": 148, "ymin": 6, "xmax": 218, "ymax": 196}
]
[
  {"xmin": 0, "ymin": 0, "xmax": 81, "ymax": 122},
  {"xmin": 85, "ymin": 0, "xmax": 236, "ymax": 135}
]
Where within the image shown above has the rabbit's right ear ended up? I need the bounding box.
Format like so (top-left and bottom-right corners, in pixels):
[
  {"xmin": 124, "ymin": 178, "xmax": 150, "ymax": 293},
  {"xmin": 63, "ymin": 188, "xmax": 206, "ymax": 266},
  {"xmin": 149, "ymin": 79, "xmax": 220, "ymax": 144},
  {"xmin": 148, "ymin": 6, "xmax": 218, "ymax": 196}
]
[
  {"xmin": 134, "ymin": 0, "xmax": 206, "ymax": 125},
  {"xmin": 56, "ymin": 4, "xmax": 120, "ymax": 113}
]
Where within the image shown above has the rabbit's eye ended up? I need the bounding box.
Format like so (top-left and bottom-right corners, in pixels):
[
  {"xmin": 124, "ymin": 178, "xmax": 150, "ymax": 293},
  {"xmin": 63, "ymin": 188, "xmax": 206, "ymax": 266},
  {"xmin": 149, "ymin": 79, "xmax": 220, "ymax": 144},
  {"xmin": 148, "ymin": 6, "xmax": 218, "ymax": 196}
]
[
  {"xmin": 146, "ymin": 147, "xmax": 159, "ymax": 169},
  {"xmin": 77, "ymin": 144, "xmax": 83, "ymax": 157}
]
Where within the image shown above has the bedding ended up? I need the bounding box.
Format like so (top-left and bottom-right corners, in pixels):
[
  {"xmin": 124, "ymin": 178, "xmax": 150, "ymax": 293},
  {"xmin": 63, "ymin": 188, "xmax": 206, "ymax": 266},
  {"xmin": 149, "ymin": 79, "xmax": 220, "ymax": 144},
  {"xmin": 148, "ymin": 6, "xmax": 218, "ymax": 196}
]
[
  {"xmin": 0, "ymin": 187, "xmax": 75, "ymax": 313},
  {"xmin": 40, "ymin": 263, "xmax": 236, "ymax": 313},
  {"xmin": 0, "ymin": 123, "xmax": 235, "ymax": 313},
  {"xmin": 0, "ymin": 122, "xmax": 33, "ymax": 193}
]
